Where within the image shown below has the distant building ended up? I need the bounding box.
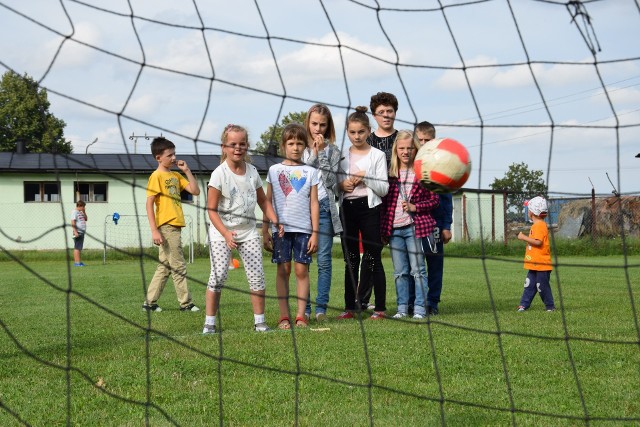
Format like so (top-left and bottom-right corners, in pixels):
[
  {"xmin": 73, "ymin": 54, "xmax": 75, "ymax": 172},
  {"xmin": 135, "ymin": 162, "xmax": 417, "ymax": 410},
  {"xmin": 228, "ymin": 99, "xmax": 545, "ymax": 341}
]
[{"xmin": 0, "ymin": 152, "xmax": 281, "ymax": 252}]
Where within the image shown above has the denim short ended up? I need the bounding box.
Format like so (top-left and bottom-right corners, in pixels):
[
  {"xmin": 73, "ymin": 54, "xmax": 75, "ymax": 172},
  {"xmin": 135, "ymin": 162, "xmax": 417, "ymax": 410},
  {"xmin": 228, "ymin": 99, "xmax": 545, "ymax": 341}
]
[
  {"xmin": 73, "ymin": 233, "xmax": 85, "ymax": 250},
  {"xmin": 271, "ymin": 232, "xmax": 312, "ymax": 264}
]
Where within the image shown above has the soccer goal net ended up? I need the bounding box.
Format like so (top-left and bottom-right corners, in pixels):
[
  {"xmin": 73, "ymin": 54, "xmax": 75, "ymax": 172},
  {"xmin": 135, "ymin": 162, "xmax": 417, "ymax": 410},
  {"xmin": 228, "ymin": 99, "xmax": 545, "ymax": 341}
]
[{"xmin": 103, "ymin": 214, "xmax": 194, "ymax": 264}]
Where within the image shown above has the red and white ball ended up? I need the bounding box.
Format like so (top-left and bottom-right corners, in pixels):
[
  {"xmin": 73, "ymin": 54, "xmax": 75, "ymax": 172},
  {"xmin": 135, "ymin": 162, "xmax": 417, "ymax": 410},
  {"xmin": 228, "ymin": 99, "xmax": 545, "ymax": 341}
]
[{"xmin": 413, "ymin": 137, "xmax": 471, "ymax": 193}]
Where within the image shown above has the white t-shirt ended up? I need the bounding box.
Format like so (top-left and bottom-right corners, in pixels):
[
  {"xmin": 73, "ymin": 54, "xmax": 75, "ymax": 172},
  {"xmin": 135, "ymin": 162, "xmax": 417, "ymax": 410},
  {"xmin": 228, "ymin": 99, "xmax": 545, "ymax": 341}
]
[
  {"xmin": 207, "ymin": 162, "xmax": 262, "ymax": 242},
  {"xmin": 71, "ymin": 209, "xmax": 87, "ymax": 233},
  {"xmin": 266, "ymin": 163, "xmax": 319, "ymax": 234}
]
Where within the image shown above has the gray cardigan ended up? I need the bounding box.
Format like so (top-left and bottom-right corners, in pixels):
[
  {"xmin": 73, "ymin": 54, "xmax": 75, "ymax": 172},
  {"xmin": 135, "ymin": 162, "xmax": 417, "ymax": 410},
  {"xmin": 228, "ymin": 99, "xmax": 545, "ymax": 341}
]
[{"xmin": 304, "ymin": 143, "xmax": 343, "ymax": 235}]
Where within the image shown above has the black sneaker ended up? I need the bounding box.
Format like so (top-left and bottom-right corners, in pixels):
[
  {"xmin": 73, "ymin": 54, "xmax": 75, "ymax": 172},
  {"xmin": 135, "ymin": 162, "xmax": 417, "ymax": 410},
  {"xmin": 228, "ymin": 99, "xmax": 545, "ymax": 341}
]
[
  {"xmin": 180, "ymin": 303, "xmax": 200, "ymax": 312},
  {"xmin": 427, "ymin": 306, "xmax": 439, "ymax": 316},
  {"xmin": 142, "ymin": 303, "xmax": 162, "ymax": 312}
]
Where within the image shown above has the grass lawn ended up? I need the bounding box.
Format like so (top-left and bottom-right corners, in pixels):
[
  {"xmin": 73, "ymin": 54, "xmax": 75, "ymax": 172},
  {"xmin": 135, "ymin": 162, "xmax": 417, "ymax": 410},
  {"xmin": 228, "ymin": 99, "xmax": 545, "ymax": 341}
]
[{"xmin": 0, "ymin": 252, "xmax": 638, "ymax": 426}]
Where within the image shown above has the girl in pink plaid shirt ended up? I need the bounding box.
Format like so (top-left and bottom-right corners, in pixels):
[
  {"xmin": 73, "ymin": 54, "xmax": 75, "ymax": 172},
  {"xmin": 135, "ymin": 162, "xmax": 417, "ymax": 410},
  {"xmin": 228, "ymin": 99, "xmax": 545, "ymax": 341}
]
[{"xmin": 380, "ymin": 130, "xmax": 439, "ymax": 319}]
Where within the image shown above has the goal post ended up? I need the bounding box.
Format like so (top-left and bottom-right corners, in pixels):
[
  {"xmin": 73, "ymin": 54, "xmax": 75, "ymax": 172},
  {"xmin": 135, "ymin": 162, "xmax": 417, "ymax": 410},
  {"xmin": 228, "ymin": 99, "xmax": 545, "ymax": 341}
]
[{"xmin": 103, "ymin": 214, "xmax": 194, "ymax": 264}]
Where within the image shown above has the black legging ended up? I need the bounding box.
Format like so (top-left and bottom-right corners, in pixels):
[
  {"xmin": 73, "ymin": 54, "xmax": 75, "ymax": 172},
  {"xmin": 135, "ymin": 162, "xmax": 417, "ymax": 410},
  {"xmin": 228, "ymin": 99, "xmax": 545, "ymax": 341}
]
[{"xmin": 340, "ymin": 197, "xmax": 386, "ymax": 312}]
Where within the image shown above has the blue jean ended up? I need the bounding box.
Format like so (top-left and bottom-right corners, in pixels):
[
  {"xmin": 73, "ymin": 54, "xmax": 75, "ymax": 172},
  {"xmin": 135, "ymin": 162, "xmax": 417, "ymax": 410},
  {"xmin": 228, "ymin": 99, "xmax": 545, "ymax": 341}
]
[
  {"xmin": 390, "ymin": 225, "xmax": 427, "ymax": 316},
  {"xmin": 306, "ymin": 197, "xmax": 334, "ymax": 315},
  {"xmin": 423, "ymin": 228, "xmax": 445, "ymax": 309}
]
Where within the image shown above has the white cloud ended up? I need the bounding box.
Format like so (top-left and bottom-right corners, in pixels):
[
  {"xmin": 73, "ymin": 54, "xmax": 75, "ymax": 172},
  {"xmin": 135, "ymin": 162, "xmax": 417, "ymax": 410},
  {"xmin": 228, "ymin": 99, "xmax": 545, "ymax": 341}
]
[
  {"xmin": 434, "ymin": 56, "xmax": 596, "ymax": 90},
  {"xmin": 43, "ymin": 21, "xmax": 102, "ymax": 68}
]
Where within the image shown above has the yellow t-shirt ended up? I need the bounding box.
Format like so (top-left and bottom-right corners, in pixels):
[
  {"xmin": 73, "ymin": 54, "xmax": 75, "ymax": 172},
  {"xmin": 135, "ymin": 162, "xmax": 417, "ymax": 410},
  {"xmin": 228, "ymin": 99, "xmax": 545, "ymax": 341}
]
[
  {"xmin": 523, "ymin": 220, "xmax": 552, "ymax": 271},
  {"xmin": 146, "ymin": 170, "xmax": 189, "ymax": 227}
]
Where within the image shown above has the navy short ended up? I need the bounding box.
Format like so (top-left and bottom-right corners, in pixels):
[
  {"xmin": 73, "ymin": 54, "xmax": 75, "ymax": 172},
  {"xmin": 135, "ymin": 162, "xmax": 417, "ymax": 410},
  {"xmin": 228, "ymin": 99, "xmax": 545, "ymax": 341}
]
[
  {"xmin": 73, "ymin": 233, "xmax": 85, "ymax": 250},
  {"xmin": 271, "ymin": 232, "xmax": 312, "ymax": 264}
]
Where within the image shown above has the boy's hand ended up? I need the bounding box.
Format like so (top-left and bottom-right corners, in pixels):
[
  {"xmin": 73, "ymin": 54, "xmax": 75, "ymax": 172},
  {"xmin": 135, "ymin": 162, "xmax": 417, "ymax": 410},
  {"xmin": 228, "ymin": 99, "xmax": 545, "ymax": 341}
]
[
  {"xmin": 276, "ymin": 224, "xmax": 284, "ymax": 238},
  {"xmin": 175, "ymin": 159, "xmax": 190, "ymax": 172},
  {"xmin": 152, "ymin": 230, "xmax": 164, "ymax": 245},
  {"xmin": 442, "ymin": 229, "xmax": 452, "ymax": 244},
  {"xmin": 307, "ymin": 234, "xmax": 318, "ymax": 254},
  {"xmin": 517, "ymin": 232, "xmax": 526, "ymax": 241}
]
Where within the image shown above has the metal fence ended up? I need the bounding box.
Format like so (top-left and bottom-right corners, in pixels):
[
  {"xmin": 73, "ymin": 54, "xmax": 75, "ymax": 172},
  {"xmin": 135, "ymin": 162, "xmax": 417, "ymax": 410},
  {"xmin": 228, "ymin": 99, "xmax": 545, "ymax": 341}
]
[{"xmin": 102, "ymin": 214, "xmax": 194, "ymax": 264}]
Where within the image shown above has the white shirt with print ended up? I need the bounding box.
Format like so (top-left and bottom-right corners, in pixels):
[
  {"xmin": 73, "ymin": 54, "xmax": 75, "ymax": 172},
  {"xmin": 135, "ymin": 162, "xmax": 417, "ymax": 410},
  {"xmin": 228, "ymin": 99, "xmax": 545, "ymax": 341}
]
[{"xmin": 266, "ymin": 163, "xmax": 319, "ymax": 234}]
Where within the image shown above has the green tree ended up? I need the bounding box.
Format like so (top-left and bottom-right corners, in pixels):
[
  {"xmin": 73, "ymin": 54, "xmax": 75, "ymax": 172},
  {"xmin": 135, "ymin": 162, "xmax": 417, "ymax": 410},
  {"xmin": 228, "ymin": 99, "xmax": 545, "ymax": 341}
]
[
  {"xmin": 490, "ymin": 162, "xmax": 547, "ymax": 218},
  {"xmin": 254, "ymin": 111, "xmax": 307, "ymax": 155},
  {"xmin": 0, "ymin": 71, "xmax": 72, "ymax": 153}
]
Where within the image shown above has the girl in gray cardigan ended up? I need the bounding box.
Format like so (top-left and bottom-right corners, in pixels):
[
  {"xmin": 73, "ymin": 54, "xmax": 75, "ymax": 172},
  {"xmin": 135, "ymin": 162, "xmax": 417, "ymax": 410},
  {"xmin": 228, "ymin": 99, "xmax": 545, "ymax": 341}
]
[{"xmin": 302, "ymin": 104, "xmax": 343, "ymax": 321}]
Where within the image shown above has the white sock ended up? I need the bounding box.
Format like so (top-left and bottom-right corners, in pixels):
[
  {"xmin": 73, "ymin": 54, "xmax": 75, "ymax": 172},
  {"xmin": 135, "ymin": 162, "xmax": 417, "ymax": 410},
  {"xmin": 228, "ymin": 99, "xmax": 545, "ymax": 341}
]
[
  {"xmin": 254, "ymin": 313, "xmax": 265, "ymax": 324},
  {"xmin": 205, "ymin": 315, "xmax": 216, "ymax": 326}
]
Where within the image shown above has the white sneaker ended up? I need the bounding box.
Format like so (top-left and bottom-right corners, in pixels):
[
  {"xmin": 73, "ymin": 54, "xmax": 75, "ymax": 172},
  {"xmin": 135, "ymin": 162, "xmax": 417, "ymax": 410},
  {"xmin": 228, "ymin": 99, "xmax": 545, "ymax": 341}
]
[
  {"xmin": 412, "ymin": 313, "xmax": 425, "ymax": 319},
  {"xmin": 202, "ymin": 324, "xmax": 217, "ymax": 334},
  {"xmin": 392, "ymin": 312, "xmax": 407, "ymax": 319},
  {"xmin": 254, "ymin": 322, "xmax": 271, "ymax": 332},
  {"xmin": 180, "ymin": 303, "xmax": 200, "ymax": 312}
]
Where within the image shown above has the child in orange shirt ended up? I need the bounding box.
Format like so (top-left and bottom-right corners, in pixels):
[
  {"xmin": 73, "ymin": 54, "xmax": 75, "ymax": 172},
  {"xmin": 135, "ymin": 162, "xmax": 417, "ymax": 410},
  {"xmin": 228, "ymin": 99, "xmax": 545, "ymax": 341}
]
[{"xmin": 517, "ymin": 196, "xmax": 555, "ymax": 312}]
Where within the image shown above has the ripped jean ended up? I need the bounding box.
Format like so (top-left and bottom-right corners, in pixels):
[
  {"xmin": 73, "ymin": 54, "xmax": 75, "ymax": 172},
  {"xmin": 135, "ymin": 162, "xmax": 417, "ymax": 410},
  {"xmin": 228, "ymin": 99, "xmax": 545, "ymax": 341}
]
[{"xmin": 389, "ymin": 225, "xmax": 427, "ymax": 316}]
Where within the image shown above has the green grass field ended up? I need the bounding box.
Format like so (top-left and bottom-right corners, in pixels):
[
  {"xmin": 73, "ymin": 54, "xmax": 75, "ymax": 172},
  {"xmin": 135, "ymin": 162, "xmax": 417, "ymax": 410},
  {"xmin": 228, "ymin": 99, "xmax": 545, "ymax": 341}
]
[{"xmin": 0, "ymin": 251, "xmax": 638, "ymax": 426}]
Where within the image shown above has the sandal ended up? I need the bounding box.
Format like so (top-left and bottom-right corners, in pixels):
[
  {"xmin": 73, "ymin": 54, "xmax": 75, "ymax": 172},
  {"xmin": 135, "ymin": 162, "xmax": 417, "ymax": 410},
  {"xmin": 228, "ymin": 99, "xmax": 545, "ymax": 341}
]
[
  {"xmin": 277, "ymin": 317, "xmax": 291, "ymax": 330},
  {"xmin": 295, "ymin": 316, "xmax": 308, "ymax": 328}
]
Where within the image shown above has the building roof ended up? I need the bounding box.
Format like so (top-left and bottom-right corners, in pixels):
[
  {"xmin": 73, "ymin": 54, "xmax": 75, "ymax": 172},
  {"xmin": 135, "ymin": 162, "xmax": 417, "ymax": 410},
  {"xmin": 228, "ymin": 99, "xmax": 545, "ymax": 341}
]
[{"xmin": 0, "ymin": 152, "xmax": 280, "ymax": 174}]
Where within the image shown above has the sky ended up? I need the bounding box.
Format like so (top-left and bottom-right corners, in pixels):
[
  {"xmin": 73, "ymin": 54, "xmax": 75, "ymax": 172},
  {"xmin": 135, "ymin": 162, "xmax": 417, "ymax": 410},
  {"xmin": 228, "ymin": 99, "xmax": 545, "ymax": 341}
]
[{"xmin": 1, "ymin": 0, "xmax": 639, "ymax": 195}]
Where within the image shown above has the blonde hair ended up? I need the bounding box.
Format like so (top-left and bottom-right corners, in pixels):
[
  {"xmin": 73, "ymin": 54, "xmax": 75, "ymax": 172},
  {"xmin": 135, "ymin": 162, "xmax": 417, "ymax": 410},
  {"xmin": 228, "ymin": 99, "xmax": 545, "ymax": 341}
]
[
  {"xmin": 388, "ymin": 130, "xmax": 420, "ymax": 178},
  {"xmin": 304, "ymin": 104, "xmax": 336, "ymax": 145},
  {"xmin": 220, "ymin": 124, "xmax": 251, "ymax": 163}
]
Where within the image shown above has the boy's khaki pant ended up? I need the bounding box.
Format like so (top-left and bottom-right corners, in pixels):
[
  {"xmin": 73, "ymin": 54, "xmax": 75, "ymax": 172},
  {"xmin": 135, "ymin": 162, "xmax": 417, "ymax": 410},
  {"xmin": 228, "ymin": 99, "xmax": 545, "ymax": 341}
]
[{"xmin": 146, "ymin": 224, "xmax": 192, "ymax": 308}]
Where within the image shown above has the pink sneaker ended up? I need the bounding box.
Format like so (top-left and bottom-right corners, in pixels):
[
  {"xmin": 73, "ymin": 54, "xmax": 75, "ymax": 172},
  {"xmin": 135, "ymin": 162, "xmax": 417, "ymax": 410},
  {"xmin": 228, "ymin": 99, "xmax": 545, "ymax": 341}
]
[{"xmin": 369, "ymin": 311, "xmax": 385, "ymax": 320}]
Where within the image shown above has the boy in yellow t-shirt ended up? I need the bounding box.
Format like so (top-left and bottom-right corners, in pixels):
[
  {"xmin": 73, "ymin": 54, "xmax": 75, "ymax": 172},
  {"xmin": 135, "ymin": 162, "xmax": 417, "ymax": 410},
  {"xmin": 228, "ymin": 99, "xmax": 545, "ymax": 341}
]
[
  {"xmin": 517, "ymin": 196, "xmax": 555, "ymax": 312},
  {"xmin": 143, "ymin": 137, "xmax": 201, "ymax": 313}
]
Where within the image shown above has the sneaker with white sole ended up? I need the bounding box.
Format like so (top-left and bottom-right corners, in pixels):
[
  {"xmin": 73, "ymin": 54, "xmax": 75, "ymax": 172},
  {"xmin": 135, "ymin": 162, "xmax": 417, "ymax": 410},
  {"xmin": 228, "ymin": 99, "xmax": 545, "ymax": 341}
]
[
  {"xmin": 180, "ymin": 303, "xmax": 200, "ymax": 312},
  {"xmin": 142, "ymin": 303, "xmax": 162, "ymax": 312},
  {"xmin": 392, "ymin": 312, "xmax": 407, "ymax": 319},
  {"xmin": 202, "ymin": 324, "xmax": 217, "ymax": 334},
  {"xmin": 254, "ymin": 322, "xmax": 271, "ymax": 332},
  {"xmin": 412, "ymin": 313, "xmax": 425, "ymax": 320}
]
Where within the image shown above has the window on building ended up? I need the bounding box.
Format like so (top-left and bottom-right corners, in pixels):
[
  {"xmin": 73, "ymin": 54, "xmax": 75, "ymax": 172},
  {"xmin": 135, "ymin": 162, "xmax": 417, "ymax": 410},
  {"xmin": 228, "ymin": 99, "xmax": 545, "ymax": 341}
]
[
  {"xmin": 24, "ymin": 181, "xmax": 61, "ymax": 202},
  {"xmin": 73, "ymin": 182, "xmax": 108, "ymax": 202}
]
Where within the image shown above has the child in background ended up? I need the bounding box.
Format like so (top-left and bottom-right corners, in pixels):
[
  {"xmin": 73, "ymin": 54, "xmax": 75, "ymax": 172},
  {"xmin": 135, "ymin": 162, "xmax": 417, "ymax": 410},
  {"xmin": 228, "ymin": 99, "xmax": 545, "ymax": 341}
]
[
  {"xmin": 203, "ymin": 124, "xmax": 283, "ymax": 334},
  {"xmin": 517, "ymin": 196, "xmax": 555, "ymax": 312},
  {"xmin": 302, "ymin": 104, "xmax": 343, "ymax": 322},
  {"xmin": 415, "ymin": 121, "xmax": 453, "ymax": 316},
  {"xmin": 337, "ymin": 106, "xmax": 389, "ymax": 320},
  {"xmin": 263, "ymin": 123, "xmax": 319, "ymax": 329},
  {"xmin": 143, "ymin": 137, "xmax": 200, "ymax": 313},
  {"xmin": 368, "ymin": 91, "xmax": 399, "ymax": 166},
  {"xmin": 71, "ymin": 200, "xmax": 88, "ymax": 267},
  {"xmin": 380, "ymin": 131, "xmax": 439, "ymax": 319}
]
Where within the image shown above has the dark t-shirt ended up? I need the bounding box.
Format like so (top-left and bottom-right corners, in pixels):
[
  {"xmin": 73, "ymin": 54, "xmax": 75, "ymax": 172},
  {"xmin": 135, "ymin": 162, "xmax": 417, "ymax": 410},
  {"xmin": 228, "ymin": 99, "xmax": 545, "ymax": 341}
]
[{"xmin": 367, "ymin": 130, "xmax": 398, "ymax": 168}]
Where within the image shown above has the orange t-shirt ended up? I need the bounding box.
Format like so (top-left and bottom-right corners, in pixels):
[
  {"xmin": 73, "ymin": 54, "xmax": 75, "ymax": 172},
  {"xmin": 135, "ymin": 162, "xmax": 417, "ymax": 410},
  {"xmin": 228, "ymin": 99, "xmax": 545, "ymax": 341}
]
[{"xmin": 523, "ymin": 221, "xmax": 552, "ymax": 271}]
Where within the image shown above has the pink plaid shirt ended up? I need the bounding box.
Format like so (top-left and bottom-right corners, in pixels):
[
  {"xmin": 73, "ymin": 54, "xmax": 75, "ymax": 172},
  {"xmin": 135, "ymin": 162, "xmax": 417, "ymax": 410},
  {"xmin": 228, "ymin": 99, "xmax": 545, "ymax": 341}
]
[{"xmin": 380, "ymin": 176, "xmax": 439, "ymax": 239}]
